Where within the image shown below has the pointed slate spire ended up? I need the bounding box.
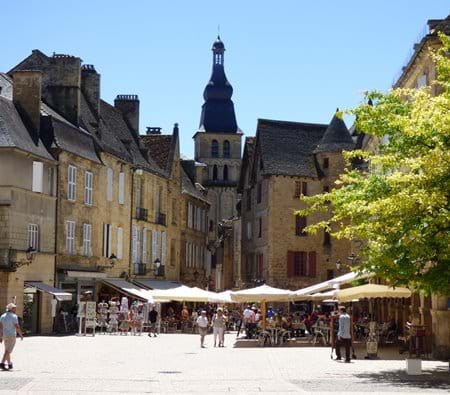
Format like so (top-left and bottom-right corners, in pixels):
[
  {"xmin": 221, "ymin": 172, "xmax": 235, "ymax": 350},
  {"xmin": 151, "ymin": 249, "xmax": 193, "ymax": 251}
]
[
  {"xmin": 314, "ymin": 109, "xmax": 355, "ymax": 153},
  {"xmin": 199, "ymin": 36, "xmax": 238, "ymax": 133}
]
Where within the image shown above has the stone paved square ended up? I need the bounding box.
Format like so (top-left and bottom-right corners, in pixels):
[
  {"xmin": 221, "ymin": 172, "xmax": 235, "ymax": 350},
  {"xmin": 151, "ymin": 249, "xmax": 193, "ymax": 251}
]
[{"xmin": 0, "ymin": 333, "xmax": 448, "ymax": 394}]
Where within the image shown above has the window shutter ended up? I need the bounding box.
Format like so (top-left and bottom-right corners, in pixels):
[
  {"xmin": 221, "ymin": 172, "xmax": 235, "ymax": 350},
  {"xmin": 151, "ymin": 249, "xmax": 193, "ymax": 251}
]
[
  {"xmin": 308, "ymin": 251, "xmax": 317, "ymax": 277},
  {"xmin": 287, "ymin": 251, "xmax": 295, "ymax": 277},
  {"xmin": 142, "ymin": 228, "xmax": 147, "ymax": 264},
  {"xmin": 185, "ymin": 242, "xmax": 189, "ymax": 267},
  {"xmin": 118, "ymin": 172, "xmax": 125, "ymax": 204},
  {"xmin": 107, "ymin": 168, "xmax": 113, "ymax": 201},
  {"xmin": 152, "ymin": 230, "xmax": 158, "ymax": 263},
  {"xmin": 32, "ymin": 161, "xmax": 43, "ymax": 193},
  {"xmin": 161, "ymin": 231, "xmax": 166, "ymax": 267},
  {"xmin": 132, "ymin": 226, "xmax": 137, "ymax": 263},
  {"xmin": 117, "ymin": 227, "xmax": 123, "ymax": 259}
]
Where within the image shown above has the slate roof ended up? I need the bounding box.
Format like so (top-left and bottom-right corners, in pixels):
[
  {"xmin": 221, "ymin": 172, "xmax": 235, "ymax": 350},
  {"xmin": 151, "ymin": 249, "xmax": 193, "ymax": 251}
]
[
  {"xmin": 180, "ymin": 160, "xmax": 210, "ymax": 204},
  {"xmin": 256, "ymin": 119, "xmax": 328, "ymax": 178},
  {"xmin": 314, "ymin": 113, "xmax": 355, "ymax": 153},
  {"xmin": 98, "ymin": 100, "xmax": 167, "ymax": 177},
  {"xmin": 79, "ymin": 94, "xmax": 133, "ymax": 163},
  {"xmin": 140, "ymin": 134, "xmax": 173, "ymax": 172},
  {"xmin": 0, "ymin": 96, "xmax": 54, "ymax": 161}
]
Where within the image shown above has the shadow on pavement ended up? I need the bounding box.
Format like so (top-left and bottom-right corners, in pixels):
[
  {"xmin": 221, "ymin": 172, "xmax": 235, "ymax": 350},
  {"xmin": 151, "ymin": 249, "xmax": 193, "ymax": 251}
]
[{"xmin": 354, "ymin": 366, "xmax": 450, "ymax": 390}]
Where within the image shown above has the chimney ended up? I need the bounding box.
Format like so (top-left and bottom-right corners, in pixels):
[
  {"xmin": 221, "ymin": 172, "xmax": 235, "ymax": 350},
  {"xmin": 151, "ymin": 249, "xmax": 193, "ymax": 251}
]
[
  {"xmin": 12, "ymin": 70, "xmax": 42, "ymax": 143},
  {"xmin": 44, "ymin": 53, "xmax": 81, "ymax": 126},
  {"xmin": 114, "ymin": 95, "xmax": 139, "ymax": 139},
  {"xmin": 81, "ymin": 64, "xmax": 100, "ymax": 120},
  {"xmin": 145, "ymin": 126, "xmax": 161, "ymax": 135}
]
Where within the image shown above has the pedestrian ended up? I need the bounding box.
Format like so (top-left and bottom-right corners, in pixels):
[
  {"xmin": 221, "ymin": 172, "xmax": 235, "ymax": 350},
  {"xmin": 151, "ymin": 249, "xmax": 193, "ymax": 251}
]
[
  {"xmin": 148, "ymin": 306, "xmax": 158, "ymax": 337},
  {"xmin": 0, "ymin": 303, "xmax": 24, "ymax": 371},
  {"xmin": 196, "ymin": 310, "xmax": 209, "ymax": 348},
  {"xmin": 212, "ymin": 308, "xmax": 226, "ymax": 347},
  {"xmin": 335, "ymin": 306, "xmax": 352, "ymax": 363}
]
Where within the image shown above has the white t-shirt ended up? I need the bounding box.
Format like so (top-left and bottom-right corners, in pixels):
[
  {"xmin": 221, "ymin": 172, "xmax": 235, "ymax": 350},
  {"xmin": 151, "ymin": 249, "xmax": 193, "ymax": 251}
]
[
  {"xmin": 243, "ymin": 308, "xmax": 252, "ymax": 319},
  {"xmin": 196, "ymin": 316, "xmax": 209, "ymax": 328}
]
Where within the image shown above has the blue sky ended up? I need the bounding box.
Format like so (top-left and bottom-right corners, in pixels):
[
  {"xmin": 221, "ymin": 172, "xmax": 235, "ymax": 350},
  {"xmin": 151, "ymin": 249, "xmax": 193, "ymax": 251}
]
[{"xmin": 2, "ymin": 1, "xmax": 449, "ymax": 157}]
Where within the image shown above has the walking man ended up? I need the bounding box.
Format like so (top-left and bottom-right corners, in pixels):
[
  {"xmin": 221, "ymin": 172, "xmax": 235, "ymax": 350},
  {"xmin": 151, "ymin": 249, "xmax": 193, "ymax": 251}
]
[
  {"xmin": 335, "ymin": 306, "xmax": 352, "ymax": 363},
  {"xmin": 148, "ymin": 306, "xmax": 158, "ymax": 337},
  {"xmin": 0, "ymin": 303, "xmax": 24, "ymax": 370},
  {"xmin": 196, "ymin": 310, "xmax": 209, "ymax": 348}
]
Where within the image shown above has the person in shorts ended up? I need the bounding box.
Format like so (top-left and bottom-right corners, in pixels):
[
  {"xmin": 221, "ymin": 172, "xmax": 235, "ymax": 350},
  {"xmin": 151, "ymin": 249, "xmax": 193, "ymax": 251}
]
[
  {"xmin": 196, "ymin": 310, "xmax": 209, "ymax": 348},
  {"xmin": 0, "ymin": 303, "xmax": 23, "ymax": 371}
]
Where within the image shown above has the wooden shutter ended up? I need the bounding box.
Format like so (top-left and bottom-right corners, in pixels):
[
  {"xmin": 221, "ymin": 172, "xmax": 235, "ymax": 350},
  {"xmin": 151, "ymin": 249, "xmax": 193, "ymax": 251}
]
[
  {"xmin": 287, "ymin": 251, "xmax": 295, "ymax": 277},
  {"xmin": 131, "ymin": 226, "xmax": 137, "ymax": 263},
  {"xmin": 117, "ymin": 227, "xmax": 123, "ymax": 259},
  {"xmin": 142, "ymin": 228, "xmax": 147, "ymax": 264},
  {"xmin": 32, "ymin": 161, "xmax": 43, "ymax": 193},
  {"xmin": 161, "ymin": 231, "xmax": 166, "ymax": 266},
  {"xmin": 152, "ymin": 230, "xmax": 158, "ymax": 263},
  {"xmin": 308, "ymin": 251, "xmax": 317, "ymax": 277},
  {"xmin": 118, "ymin": 172, "xmax": 125, "ymax": 204}
]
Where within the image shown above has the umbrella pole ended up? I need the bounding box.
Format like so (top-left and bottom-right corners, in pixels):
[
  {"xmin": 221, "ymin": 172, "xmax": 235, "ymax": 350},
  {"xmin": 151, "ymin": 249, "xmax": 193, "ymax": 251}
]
[{"xmin": 262, "ymin": 300, "xmax": 266, "ymax": 330}]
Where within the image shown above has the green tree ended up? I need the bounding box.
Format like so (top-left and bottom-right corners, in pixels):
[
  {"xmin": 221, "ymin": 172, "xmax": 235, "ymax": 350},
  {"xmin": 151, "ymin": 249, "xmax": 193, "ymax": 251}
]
[{"xmin": 299, "ymin": 34, "xmax": 450, "ymax": 295}]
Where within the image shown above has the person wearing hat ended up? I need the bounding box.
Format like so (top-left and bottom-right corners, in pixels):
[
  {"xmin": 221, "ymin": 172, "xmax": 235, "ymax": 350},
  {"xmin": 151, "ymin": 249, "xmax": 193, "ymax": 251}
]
[
  {"xmin": 196, "ymin": 310, "xmax": 209, "ymax": 348},
  {"xmin": 0, "ymin": 303, "xmax": 23, "ymax": 370}
]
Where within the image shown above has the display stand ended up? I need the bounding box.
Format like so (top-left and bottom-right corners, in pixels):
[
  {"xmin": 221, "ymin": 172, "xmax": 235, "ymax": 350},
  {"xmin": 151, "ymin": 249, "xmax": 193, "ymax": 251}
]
[{"xmin": 84, "ymin": 301, "xmax": 97, "ymax": 336}]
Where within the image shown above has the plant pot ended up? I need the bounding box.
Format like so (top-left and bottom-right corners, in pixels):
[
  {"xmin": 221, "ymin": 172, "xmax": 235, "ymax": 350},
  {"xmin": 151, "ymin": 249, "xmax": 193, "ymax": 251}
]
[{"xmin": 406, "ymin": 358, "xmax": 422, "ymax": 375}]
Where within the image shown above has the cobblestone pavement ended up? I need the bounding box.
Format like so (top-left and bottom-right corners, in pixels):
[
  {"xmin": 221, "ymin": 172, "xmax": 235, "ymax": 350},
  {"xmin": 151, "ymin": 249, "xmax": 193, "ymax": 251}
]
[{"xmin": 0, "ymin": 333, "xmax": 448, "ymax": 394}]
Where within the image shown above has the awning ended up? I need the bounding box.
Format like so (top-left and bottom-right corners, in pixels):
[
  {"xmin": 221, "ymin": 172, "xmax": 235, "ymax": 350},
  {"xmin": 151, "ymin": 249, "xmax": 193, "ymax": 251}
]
[
  {"xmin": 151, "ymin": 285, "xmax": 217, "ymax": 302},
  {"xmin": 24, "ymin": 282, "xmax": 72, "ymax": 301},
  {"xmin": 231, "ymin": 285, "xmax": 295, "ymax": 303},
  {"xmin": 134, "ymin": 279, "xmax": 181, "ymax": 290},
  {"xmin": 294, "ymin": 271, "xmax": 373, "ymax": 299},
  {"xmin": 336, "ymin": 284, "xmax": 411, "ymax": 303},
  {"xmin": 101, "ymin": 278, "xmax": 154, "ymax": 302},
  {"xmin": 66, "ymin": 270, "xmax": 107, "ymax": 279}
]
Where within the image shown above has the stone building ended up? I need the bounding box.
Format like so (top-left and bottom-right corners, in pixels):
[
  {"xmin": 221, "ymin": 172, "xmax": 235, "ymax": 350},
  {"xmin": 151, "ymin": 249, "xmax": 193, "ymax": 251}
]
[
  {"xmin": 193, "ymin": 37, "xmax": 242, "ymax": 290},
  {"xmin": 358, "ymin": 15, "xmax": 450, "ymax": 359},
  {"xmin": 0, "ymin": 71, "xmax": 58, "ymax": 334},
  {"xmin": 239, "ymin": 114, "xmax": 354, "ymax": 289},
  {"xmin": 178, "ymin": 160, "xmax": 210, "ymax": 286}
]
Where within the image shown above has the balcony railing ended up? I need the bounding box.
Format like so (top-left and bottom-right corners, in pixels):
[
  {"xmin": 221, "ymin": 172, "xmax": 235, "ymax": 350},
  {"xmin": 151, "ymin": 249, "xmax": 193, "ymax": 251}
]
[
  {"xmin": 136, "ymin": 207, "xmax": 148, "ymax": 221},
  {"xmin": 156, "ymin": 212, "xmax": 166, "ymax": 226},
  {"xmin": 134, "ymin": 263, "xmax": 147, "ymax": 275}
]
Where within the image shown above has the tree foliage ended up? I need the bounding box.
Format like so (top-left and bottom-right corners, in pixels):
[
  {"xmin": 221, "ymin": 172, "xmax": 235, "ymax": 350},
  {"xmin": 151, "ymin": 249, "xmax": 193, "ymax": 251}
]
[{"xmin": 299, "ymin": 34, "xmax": 450, "ymax": 295}]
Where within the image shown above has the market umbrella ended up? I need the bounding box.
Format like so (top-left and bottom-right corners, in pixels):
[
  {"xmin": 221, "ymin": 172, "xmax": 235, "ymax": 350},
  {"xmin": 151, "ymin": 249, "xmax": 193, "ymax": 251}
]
[
  {"xmin": 231, "ymin": 285, "xmax": 295, "ymax": 329},
  {"xmin": 151, "ymin": 285, "xmax": 217, "ymax": 302},
  {"xmin": 208, "ymin": 290, "xmax": 234, "ymax": 303},
  {"xmin": 336, "ymin": 284, "xmax": 411, "ymax": 303}
]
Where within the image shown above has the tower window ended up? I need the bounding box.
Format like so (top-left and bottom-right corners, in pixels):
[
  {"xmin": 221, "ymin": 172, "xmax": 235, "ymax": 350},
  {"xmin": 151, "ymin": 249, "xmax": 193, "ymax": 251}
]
[
  {"xmin": 213, "ymin": 165, "xmax": 218, "ymax": 181},
  {"xmin": 223, "ymin": 165, "xmax": 229, "ymax": 181},
  {"xmin": 211, "ymin": 140, "xmax": 219, "ymax": 157},
  {"xmin": 223, "ymin": 140, "xmax": 230, "ymax": 158},
  {"xmin": 323, "ymin": 158, "xmax": 329, "ymax": 169}
]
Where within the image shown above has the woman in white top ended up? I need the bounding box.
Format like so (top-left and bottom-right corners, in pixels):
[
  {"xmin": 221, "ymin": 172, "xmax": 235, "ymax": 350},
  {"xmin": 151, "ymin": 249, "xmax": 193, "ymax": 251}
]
[
  {"xmin": 212, "ymin": 308, "xmax": 227, "ymax": 347},
  {"xmin": 196, "ymin": 311, "xmax": 209, "ymax": 348}
]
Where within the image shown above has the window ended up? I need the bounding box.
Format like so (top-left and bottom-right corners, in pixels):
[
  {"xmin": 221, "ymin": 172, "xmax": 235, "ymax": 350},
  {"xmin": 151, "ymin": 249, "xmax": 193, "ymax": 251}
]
[
  {"xmin": 213, "ymin": 165, "xmax": 218, "ymax": 181},
  {"xmin": 106, "ymin": 168, "xmax": 113, "ymax": 201},
  {"xmin": 323, "ymin": 158, "xmax": 329, "ymax": 169},
  {"xmin": 324, "ymin": 230, "xmax": 331, "ymax": 246},
  {"xmin": 187, "ymin": 202, "xmax": 193, "ymax": 228},
  {"xmin": 295, "ymin": 216, "xmax": 307, "ymax": 236},
  {"xmin": 118, "ymin": 172, "xmax": 125, "ymax": 204},
  {"xmin": 68, "ymin": 165, "xmax": 77, "ymax": 201},
  {"xmin": 152, "ymin": 230, "xmax": 159, "ymax": 264},
  {"xmin": 417, "ymin": 74, "xmax": 427, "ymax": 89},
  {"xmin": 209, "ymin": 220, "xmax": 214, "ymax": 232},
  {"xmin": 211, "ymin": 140, "xmax": 219, "ymax": 157},
  {"xmin": 117, "ymin": 227, "xmax": 123, "ymax": 259},
  {"xmin": 287, "ymin": 251, "xmax": 316, "ymax": 277},
  {"xmin": 66, "ymin": 221, "xmax": 75, "ymax": 255},
  {"xmin": 257, "ymin": 182, "xmax": 262, "ymax": 203},
  {"xmin": 294, "ymin": 181, "xmax": 307, "ymax": 198},
  {"xmin": 327, "ymin": 269, "xmax": 334, "ymax": 280},
  {"xmin": 84, "ymin": 171, "xmax": 93, "ymax": 205},
  {"xmin": 47, "ymin": 167, "xmax": 54, "ymax": 195},
  {"xmin": 246, "ymin": 221, "xmax": 252, "ymax": 240},
  {"xmin": 258, "ymin": 218, "xmax": 262, "ymax": 238},
  {"xmin": 161, "ymin": 231, "xmax": 166, "ymax": 268},
  {"xmin": 259, "ymin": 158, "xmax": 263, "ymax": 170},
  {"xmin": 223, "ymin": 140, "xmax": 230, "ymax": 158},
  {"xmin": 256, "ymin": 254, "xmax": 263, "ymax": 278},
  {"xmin": 32, "ymin": 161, "xmax": 43, "ymax": 193},
  {"xmin": 223, "ymin": 165, "xmax": 229, "ymax": 181},
  {"xmin": 82, "ymin": 224, "xmax": 91, "ymax": 256},
  {"xmin": 28, "ymin": 224, "xmax": 39, "ymax": 251},
  {"xmin": 103, "ymin": 224, "xmax": 112, "ymax": 258},
  {"xmin": 136, "ymin": 177, "xmax": 142, "ymax": 209}
]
